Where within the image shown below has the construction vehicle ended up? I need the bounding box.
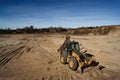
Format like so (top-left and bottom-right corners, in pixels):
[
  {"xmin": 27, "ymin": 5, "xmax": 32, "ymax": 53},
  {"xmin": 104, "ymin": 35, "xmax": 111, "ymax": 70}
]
[{"xmin": 58, "ymin": 38, "xmax": 100, "ymax": 73}]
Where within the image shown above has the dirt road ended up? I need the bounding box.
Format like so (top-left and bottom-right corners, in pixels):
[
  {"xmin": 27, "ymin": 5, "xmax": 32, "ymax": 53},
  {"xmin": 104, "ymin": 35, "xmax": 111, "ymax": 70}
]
[{"xmin": 0, "ymin": 34, "xmax": 120, "ymax": 80}]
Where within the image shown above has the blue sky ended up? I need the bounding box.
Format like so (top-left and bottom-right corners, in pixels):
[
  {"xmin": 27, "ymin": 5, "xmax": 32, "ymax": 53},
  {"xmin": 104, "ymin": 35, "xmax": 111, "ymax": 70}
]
[{"xmin": 0, "ymin": 0, "xmax": 120, "ymax": 29}]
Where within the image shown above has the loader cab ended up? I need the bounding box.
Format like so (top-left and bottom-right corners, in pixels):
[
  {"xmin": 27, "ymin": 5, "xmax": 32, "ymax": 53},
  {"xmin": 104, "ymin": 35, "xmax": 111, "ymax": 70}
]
[{"xmin": 67, "ymin": 41, "xmax": 80, "ymax": 52}]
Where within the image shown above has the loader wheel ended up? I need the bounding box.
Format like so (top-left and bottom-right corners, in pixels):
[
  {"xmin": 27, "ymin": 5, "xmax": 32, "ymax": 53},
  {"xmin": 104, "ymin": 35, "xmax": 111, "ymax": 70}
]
[
  {"xmin": 68, "ymin": 57, "xmax": 78, "ymax": 71},
  {"xmin": 60, "ymin": 54, "xmax": 67, "ymax": 64}
]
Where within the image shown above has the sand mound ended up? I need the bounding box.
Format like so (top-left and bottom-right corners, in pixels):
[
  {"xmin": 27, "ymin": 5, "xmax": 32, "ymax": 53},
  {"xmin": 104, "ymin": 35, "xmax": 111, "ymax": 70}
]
[
  {"xmin": 67, "ymin": 26, "xmax": 120, "ymax": 35},
  {"xmin": 108, "ymin": 27, "xmax": 120, "ymax": 36}
]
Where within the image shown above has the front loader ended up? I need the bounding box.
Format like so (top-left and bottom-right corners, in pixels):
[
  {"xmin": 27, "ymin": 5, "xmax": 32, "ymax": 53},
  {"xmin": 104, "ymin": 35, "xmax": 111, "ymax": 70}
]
[{"xmin": 58, "ymin": 40, "xmax": 102, "ymax": 73}]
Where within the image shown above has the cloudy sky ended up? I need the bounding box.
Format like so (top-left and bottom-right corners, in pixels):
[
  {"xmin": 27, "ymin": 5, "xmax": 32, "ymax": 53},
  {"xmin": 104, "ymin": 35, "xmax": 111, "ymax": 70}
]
[{"xmin": 0, "ymin": 0, "xmax": 120, "ymax": 28}]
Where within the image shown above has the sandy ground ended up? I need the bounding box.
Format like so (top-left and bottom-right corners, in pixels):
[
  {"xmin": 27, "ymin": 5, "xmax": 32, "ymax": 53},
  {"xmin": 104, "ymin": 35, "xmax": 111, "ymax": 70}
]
[{"xmin": 0, "ymin": 34, "xmax": 120, "ymax": 80}]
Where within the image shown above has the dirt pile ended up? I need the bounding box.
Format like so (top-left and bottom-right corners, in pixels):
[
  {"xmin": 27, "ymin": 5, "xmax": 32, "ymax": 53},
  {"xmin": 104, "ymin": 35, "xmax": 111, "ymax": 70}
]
[
  {"xmin": 108, "ymin": 26, "xmax": 120, "ymax": 36},
  {"xmin": 67, "ymin": 26, "xmax": 120, "ymax": 35}
]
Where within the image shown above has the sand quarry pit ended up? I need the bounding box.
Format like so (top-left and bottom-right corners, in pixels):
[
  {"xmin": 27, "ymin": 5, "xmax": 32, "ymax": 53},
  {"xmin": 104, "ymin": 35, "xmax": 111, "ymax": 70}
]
[{"xmin": 0, "ymin": 34, "xmax": 120, "ymax": 80}]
